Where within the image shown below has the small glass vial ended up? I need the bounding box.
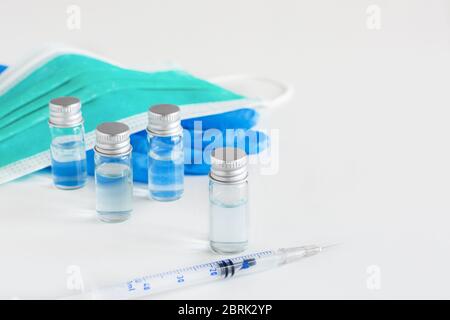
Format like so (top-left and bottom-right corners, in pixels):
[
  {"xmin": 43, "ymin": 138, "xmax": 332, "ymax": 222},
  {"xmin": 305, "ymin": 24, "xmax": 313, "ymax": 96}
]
[
  {"xmin": 209, "ymin": 147, "xmax": 249, "ymax": 254},
  {"xmin": 147, "ymin": 104, "xmax": 184, "ymax": 201},
  {"xmin": 48, "ymin": 97, "xmax": 87, "ymax": 189},
  {"xmin": 94, "ymin": 122, "xmax": 133, "ymax": 223}
]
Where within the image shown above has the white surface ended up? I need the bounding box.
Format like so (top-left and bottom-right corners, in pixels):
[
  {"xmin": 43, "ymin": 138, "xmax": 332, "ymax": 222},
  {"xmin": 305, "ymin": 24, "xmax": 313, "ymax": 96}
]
[{"xmin": 1, "ymin": 0, "xmax": 450, "ymax": 299}]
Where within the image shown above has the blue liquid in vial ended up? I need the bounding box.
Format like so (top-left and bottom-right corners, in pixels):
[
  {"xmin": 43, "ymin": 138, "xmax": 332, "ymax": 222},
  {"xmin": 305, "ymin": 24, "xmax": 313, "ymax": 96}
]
[
  {"xmin": 95, "ymin": 162, "xmax": 132, "ymax": 223},
  {"xmin": 209, "ymin": 200, "xmax": 248, "ymax": 254},
  {"xmin": 148, "ymin": 151, "xmax": 184, "ymax": 201},
  {"xmin": 51, "ymin": 140, "xmax": 87, "ymax": 189},
  {"xmin": 148, "ymin": 135, "xmax": 184, "ymax": 201}
]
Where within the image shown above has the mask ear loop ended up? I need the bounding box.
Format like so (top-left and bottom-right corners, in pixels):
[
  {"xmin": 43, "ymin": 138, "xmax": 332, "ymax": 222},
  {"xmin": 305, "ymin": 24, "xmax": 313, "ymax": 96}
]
[{"xmin": 208, "ymin": 74, "xmax": 294, "ymax": 109}]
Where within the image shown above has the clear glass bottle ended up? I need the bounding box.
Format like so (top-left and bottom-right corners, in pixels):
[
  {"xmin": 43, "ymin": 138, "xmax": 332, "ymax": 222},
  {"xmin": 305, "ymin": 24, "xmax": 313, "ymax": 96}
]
[
  {"xmin": 209, "ymin": 147, "xmax": 249, "ymax": 254},
  {"xmin": 147, "ymin": 104, "xmax": 184, "ymax": 201},
  {"xmin": 94, "ymin": 122, "xmax": 133, "ymax": 223},
  {"xmin": 48, "ymin": 97, "xmax": 87, "ymax": 189}
]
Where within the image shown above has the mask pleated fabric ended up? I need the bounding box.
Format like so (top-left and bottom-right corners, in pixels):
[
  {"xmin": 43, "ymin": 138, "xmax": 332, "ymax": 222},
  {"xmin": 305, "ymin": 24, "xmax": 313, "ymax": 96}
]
[{"xmin": 0, "ymin": 53, "xmax": 264, "ymax": 184}]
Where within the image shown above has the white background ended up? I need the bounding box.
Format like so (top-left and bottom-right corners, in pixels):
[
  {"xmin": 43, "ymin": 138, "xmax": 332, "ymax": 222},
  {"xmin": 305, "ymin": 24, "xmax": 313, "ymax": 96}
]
[{"xmin": 0, "ymin": 0, "xmax": 450, "ymax": 299}]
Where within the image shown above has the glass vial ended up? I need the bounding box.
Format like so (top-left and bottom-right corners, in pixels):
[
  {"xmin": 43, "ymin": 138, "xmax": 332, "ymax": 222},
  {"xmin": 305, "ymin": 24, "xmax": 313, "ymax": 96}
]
[
  {"xmin": 209, "ymin": 147, "xmax": 249, "ymax": 254},
  {"xmin": 94, "ymin": 122, "xmax": 133, "ymax": 223},
  {"xmin": 48, "ymin": 97, "xmax": 87, "ymax": 190},
  {"xmin": 147, "ymin": 104, "xmax": 184, "ymax": 201}
]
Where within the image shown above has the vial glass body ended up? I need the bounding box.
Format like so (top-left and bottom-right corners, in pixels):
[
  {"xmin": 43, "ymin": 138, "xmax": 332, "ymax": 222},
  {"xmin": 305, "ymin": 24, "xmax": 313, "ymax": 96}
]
[
  {"xmin": 147, "ymin": 133, "xmax": 184, "ymax": 201},
  {"xmin": 209, "ymin": 179, "xmax": 249, "ymax": 254},
  {"xmin": 49, "ymin": 123, "xmax": 87, "ymax": 189},
  {"xmin": 94, "ymin": 152, "xmax": 133, "ymax": 223}
]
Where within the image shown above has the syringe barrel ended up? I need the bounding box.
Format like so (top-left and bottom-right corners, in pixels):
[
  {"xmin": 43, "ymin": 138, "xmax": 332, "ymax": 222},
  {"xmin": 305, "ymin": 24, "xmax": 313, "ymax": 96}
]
[
  {"xmin": 66, "ymin": 246, "xmax": 326, "ymax": 300},
  {"xmin": 86, "ymin": 250, "xmax": 280, "ymax": 299}
]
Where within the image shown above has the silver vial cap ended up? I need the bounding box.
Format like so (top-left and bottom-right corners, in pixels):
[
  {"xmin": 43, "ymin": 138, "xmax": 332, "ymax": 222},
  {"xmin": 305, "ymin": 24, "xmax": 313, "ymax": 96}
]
[
  {"xmin": 48, "ymin": 96, "xmax": 83, "ymax": 127},
  {"xmin": 209, "ymin": 147, "xmax": 248, "ymax": 183},
  {"xmin": 147, "ymin": 104, "xmax": 182, "ymax": 136},
  {"xmin": 95, "ymin": 122, "xmax": 132, "ymax": 156}
]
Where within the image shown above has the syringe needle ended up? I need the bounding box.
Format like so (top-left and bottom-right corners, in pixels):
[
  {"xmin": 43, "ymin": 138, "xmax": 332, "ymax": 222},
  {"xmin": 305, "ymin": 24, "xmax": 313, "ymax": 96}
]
[
  {"xmin": 320, "ymin": 243, "xmax": 342, "ymax": 250},
  {"xmin": 63, "ymin": 244, "xmax": 335, "ymax": 300}
]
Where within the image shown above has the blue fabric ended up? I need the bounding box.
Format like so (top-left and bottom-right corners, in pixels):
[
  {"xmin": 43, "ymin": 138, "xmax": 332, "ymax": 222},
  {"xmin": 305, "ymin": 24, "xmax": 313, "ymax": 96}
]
[
  {"xmin": 0, "ymin": 64, "xmax": 267, "ymax": 181},
  {"xmin": 85, "ymin": 108, "xmax": 268, "ymax": 182}
]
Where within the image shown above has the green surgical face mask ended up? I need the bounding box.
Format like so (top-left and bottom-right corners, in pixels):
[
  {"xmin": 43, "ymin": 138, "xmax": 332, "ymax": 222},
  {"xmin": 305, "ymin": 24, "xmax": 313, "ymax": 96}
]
[{"xmin": 0, "ymin": 50, "xmax": 258, "ymax": 184}]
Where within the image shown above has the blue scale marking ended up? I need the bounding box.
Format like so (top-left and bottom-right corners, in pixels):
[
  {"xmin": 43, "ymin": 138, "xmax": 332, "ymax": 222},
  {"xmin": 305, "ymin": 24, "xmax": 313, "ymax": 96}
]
[{"xmin": 132, "ymin": 251, "xmax": 275, "ymax": 283}]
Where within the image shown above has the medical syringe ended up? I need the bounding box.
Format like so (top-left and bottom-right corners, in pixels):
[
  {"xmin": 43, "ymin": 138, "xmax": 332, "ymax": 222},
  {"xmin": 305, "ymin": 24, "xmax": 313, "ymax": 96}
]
[{"xmin": 68, "ymin": 244, "xmax": 332, "ymax": 300}]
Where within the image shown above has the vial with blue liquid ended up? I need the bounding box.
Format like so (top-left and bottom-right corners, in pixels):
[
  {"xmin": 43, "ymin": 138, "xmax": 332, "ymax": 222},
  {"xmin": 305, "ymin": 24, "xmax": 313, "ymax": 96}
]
[
  {"xmin": 48, "ymin": 97, "xmax": 87, "ymax": 189},
  {"xmin": 147, "ymin": 104, "xmax": 184, "ymax": 201},
  {"xmin": 209, "ymin": 147, "xmax": 249, "ymax": 254},
  {"xmin": 94, "ymin": 122, "xmax": 133, "ymax": 223}
]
